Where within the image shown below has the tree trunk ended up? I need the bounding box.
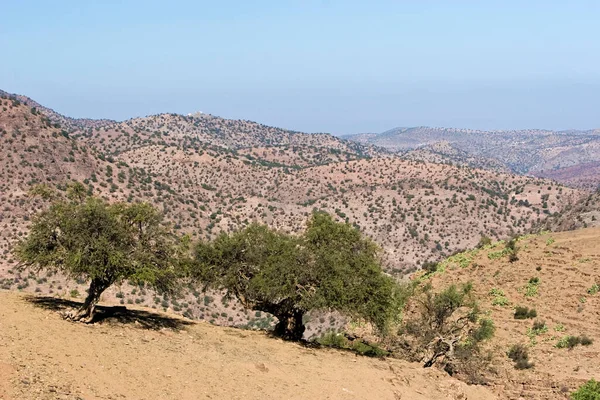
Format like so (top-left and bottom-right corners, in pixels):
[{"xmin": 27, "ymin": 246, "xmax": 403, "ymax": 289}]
[
  {"xmin": 274, "ymin": 309, "xmax": 305, "ymax": 341},
  {"xmin": 66, "ymin": 277, "xmax": 111, "ymax": 323}
]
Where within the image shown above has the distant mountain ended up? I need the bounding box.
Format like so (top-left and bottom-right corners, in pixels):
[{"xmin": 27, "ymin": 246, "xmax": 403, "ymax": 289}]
[{"xmin": 343, "ymin": 126, "xmax": 600, "ymax": 190}]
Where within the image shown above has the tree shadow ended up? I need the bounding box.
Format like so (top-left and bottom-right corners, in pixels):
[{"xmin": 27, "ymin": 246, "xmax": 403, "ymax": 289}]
[{"xmin": 24, "ymin": 295, "xmax": 194, "ymax": 331}]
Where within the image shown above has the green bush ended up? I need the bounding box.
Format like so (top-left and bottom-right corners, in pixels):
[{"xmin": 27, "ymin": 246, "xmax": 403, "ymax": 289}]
[
  {"xmin": 422, "ymin": 261, "xmax": 438, "ymax": 274},
  {"xmin": 588, "ymin": 284, "xmax": 600, "ymax": 295},
  {"xmin": 556, "ymin": 335, "xmax": 594, "ymax": 349},
  {"xmin": 514, "ymin": 306, "xmax": 537, "ymax": 319},
  {"xmin": 571, "ymin": 379, "xmax": 600, "ymax": 400},
  {"xmin": 476, "ymin": 236, "xmax": 492, "ymax": 248},
  {"xmin": 524, "ymin": 277, "xmax": 540, "ymax": 297},
  {"xmin": 316, "ymin": 331, "xmax": 348, "ymax": 348},
  {"xmin": 490, "ymin": 288, "xmax": 509, "ymax": 306},
  {"xmin": 350, "ymin": 340, "xmax": 389, "ymax": 357},
  {"xmin": 314, "ymin": 332, "xmax": 388, "ymax": 357},
  {"xmin": 507, "ymin": 344, "xmax": 533, "ymax": 370}
]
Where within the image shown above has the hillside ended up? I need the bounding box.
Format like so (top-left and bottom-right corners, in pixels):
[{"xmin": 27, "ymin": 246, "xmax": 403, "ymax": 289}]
[
  {"xmin": 344, "ymin": 126, "xmax": 600, "ymax": 189},
  {"xmin": 0, "ymin": 91, "xmax": 590, "ymax": 331},
  {"xmin": 544, "ymin": 189, "xmax": 600, "ymax": 232},
  {"xmin": 0, "ymin": 291, "xmax": 495, "ymax": 400},
  {"xmin": 418, "ymin": 227, "xmax": 600, "ymax": 399}
]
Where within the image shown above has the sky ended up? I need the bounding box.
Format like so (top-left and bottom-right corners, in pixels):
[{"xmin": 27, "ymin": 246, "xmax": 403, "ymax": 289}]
[{"xmin": 1, "ymin": 0, "xmax": 599, "ymax": 135}]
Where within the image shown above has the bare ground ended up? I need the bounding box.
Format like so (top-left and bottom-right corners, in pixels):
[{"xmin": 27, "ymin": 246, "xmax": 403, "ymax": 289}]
[{"xmin": 0, "ymin": 292, "xmax": 495, "ymax": 400}]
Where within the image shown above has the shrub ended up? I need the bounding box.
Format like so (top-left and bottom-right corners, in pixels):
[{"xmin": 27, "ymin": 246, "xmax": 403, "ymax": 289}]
[
  {"xmin": 571, "ymin": 379, "xmax": 600, "ymax": 400},
  {"xmin": 314, "ymin": 332, "xmax": 388, "ymax": 357},
  {"xmin": 506, "ymin": 237, "xmax": 520, "ymax": 263},
  {"xmin": 399, "ymin": 282, "xmax": 495, "ymax": 377},
  {"xmin": 527, "ymin": 320, "xmax": 548, "ymax": 343},
  {"xmin": 316, "ymin": 331, "xmax": 348, "ymax": 348},
  {"xmin": 422, "ymin": 261, "xmax": 438, "ymax": 274},
  {"xmin": 524, "ymin": 277, "xmax": 540, "ymax": 297},
  {"xmin": 588, "ymin": 284, "xmax": 600, "ymax": 295},
  {"xmin": 580, "ymin": 335, "xmax": 593, "ymax": 346},
  {"xmin": 507, "ymin": 344, "xmax": 534, "ymax": 370},
  {"xmin": 556, "ymin": 335, "xmax": 594, "ymax": 349},
  {"xmin": 489, "ymin": 288, "xmax": 509, "ymax": 306},
  {"xmin": 350, "ymin": 340, "xmax": 389, "ymax": 357},
  {"xmin": 514, "ymin": 306, "xmax": 537, "ymax": 319},
  {"xmin": 476, "ymin": 236, "xmax": 492, "ymax": 248}
]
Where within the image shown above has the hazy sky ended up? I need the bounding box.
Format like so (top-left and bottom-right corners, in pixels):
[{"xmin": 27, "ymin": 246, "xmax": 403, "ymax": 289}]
[{"xmin": 2, "ymin": 1, "xmax": 599, "ymax": 135}]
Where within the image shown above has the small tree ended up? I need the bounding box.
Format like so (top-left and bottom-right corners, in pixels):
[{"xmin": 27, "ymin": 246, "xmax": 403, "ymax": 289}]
[
  {"xmin": 397, "ymin": 282, "xmax": 494, "ymax": 376},
  {"xmin": 193, "ymin": 212, "xmax": 397, "ymax": 340},
  {"xmin": 15, "ymin": 193, "xmax": 183, "ymax": 322}
]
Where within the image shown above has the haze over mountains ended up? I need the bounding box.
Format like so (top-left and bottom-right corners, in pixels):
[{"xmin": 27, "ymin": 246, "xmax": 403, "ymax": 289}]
[{"xmin": 344, "ymin": 126, "xmax": 600, "ymax": 190}]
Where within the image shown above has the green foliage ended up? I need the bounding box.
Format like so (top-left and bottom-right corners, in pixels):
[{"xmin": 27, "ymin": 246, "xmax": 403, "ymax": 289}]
[
  {"xmin": 505, "ymin": 237, "xmax": 520, "ymax": 263},
  {"xmin": 315, "ymin": 331, "xmax": 389, "ymax": 357},
  {"xmin": 476, "ymin": 236, "xmax": 492, "ymax": 249},
  {"xmin": 316, "ymin": 331, "xmax": 348, "ymax": 348},
  {"xmin": 524, "ymin": 277, "xmax": 540, "ymax": 297},
  {"xmin": 587, "ymin": 284, "xmax": 600, "ymax": 295},
  {"xmin": 527, "ymin": 320, "xmax": 548, "ymax": 343},
  {"xmin": 514, "ymin": 306, "xmax": 537, "ymax": 319},
  {"xmin": 400, "ymin": 282, "xmax": 494, "ymax": 374},
  {"xmin": 15, "ymin": 192, "xmax": 184, "ymax": 320},
  {"xmin": 489, "ymin": 288, "xmax": 509, "ymax": 306},
  {"xmin": 507, "ymin": 344, "xmax": 534, "ymax": 370},
  {"xmin": 571, "ymin": 379, "xmax": 600, "ymax": 400},
  {"xmin": 422, "ymin": 261, "xmax": 439, "ymax": 274},
  {"xmin": 193, "ymin": 212, "xmax": 399, "ymax": 339},
  {"xmin": 556, "ymin": 335, "xmax": 593, "ymax": 349},
  {"xmin": 437, "ymin": 249, "xmax": 478, "ymax": 271}
]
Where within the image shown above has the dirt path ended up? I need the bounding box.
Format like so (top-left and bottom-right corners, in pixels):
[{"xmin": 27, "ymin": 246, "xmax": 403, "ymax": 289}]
[{"xmin": 0, "ymin": 292, "xmax": 495, "ymax": 400}]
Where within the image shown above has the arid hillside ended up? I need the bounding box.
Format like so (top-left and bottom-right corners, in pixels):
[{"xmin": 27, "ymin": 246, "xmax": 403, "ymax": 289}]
[
  {"xmin": 0, "ymin": 90, "xmax": 591, "ymax": 332},
  {"xmin": 344, "ymin": 126, "xmax": 600, "ymax": 189},
  {"xmin": 416, "ymin": 227, "xmax": 600, "ymax": 399}
]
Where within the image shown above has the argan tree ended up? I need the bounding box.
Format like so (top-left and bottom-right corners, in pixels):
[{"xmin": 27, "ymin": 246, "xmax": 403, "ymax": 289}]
[
  {"xmin": 397, "ymin": 282, "xmax": 494, "ymax": 378},
  {"xmin": 193, "ymin": 212, "xmax": 397, "ymax": 340},
  {"xmin": 15, "ymin": 189, "xmax": 183, "ymax": 322}
]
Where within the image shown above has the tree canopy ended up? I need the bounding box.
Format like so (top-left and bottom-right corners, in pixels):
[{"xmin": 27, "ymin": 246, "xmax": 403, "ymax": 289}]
[
  {"xmin": 193, "ymin": 212, "xmax": 397, "ymax": 340},
  {"xmin": 15, "ymin": 190, "xmax": 184, "ymax": 322}
]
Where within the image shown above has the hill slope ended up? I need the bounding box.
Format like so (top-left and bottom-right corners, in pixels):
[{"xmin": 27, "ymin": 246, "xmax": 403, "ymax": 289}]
[
  {"xmin": 422, "ymin": 227, "xmax": 600, "ymax": 399},
  {"xmin": 0, "ymin": 90, "xmax": 588, "ymax": 332},
  {"xmin": 0, "ymin": 291, "xmax": 495, "ymax": 400}
]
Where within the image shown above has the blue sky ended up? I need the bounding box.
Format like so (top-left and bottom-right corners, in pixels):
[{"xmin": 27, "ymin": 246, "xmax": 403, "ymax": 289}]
[{"xmin": 1, "ymin": 1, "xmax": 599, "ymax": 134}]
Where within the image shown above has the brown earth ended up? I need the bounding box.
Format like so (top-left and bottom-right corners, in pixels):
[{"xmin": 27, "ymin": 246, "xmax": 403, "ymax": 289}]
[
  {"xmin": 0, "ymin": 291, "xmax": 495, "ymax": 400},
  {"xmin": 420, "ymin": 227, "xmax": 600, "ymax": 399}
]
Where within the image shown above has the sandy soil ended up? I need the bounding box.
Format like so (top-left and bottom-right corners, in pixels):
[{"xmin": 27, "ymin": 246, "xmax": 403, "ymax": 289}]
[
  {"xmin": 426, "ymin": 227, "xmax": 600, "ymax": 399},
  {"xmin": 0, "ymin": 292, "xmax": 495, "ymax": 400}
]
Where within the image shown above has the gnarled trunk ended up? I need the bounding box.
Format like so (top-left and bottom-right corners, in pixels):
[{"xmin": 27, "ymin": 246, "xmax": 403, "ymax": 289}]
[
  {"xmin": 274, "ymin": 309, "xmax": 305, "ymax": 341},
  {"xmin": 65, "ymin": 277, "xmax": 112, "ymax": 323}
]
